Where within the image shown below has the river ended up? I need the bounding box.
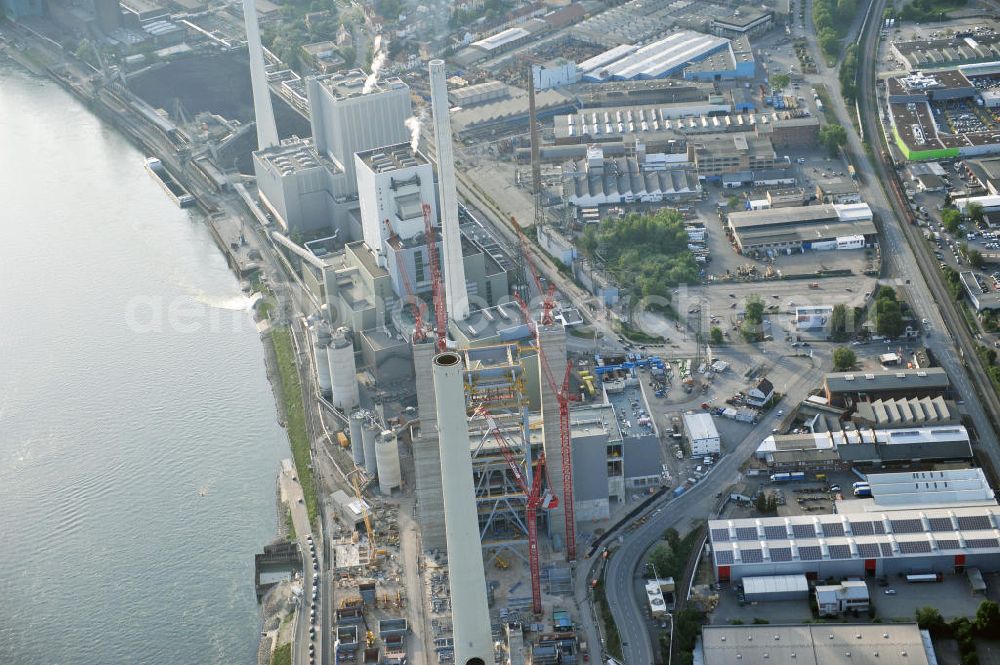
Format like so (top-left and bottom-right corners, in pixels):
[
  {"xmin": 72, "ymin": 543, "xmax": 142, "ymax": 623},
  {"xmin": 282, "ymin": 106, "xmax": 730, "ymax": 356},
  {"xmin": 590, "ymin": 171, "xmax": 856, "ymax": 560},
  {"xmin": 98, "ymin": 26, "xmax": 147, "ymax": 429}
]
[{"xmin": 0, "ymin": 60, "xmax": 287, "ymax": 664}]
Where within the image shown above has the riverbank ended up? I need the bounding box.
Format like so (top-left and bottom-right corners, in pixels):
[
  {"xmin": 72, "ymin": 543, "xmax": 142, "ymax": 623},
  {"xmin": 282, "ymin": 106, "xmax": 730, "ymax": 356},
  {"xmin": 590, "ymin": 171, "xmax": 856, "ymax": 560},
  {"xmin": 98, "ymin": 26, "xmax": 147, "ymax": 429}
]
[
  {"xmin": 0, "ymin": 60, "xmax": 291, "ymax": 664},
  {"xmin": 2, "ymin": 32, "xmax": 317, "ymax": 664},
  {"xmin": 266, "ymin": 325, "xmax": 319, "ymax": 525}
]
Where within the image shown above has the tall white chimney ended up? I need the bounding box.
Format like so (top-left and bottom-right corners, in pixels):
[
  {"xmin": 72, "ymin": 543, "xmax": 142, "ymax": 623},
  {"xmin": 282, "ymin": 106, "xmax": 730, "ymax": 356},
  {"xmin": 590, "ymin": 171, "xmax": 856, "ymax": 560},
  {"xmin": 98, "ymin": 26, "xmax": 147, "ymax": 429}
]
[
  {"xmin": 431, "ymin": 352, "xmax": 493, "ymax": 665},
  {"xmin": 242, "ymin": 0, "xmax": 279, "ymax": 150},
  {"xmin": 428, "ymin": 59, "xmax": 470, "ymax": 322}
]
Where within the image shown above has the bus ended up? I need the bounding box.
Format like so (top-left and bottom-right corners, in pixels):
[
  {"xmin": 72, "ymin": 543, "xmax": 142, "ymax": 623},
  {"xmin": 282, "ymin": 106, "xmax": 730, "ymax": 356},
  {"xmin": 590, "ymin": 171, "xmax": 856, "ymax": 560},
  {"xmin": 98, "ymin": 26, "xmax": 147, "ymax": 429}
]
[
  {"xmin": 852, "ymin": 481, "xmax": 870, "ymax": 489},
  {"xmin": 906, "ymin": 573, "xmax": 943, "ymax": 583}
]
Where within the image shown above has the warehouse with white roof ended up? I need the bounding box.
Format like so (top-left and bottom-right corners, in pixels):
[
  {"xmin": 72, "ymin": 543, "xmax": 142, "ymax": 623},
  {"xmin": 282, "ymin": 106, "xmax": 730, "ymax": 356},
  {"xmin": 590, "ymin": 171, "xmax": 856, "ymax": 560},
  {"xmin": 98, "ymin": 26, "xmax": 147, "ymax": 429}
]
[
  {"xmin": 578, "ymin": 30, "xmax": 735, "ymax": 81},
  {"xmin": 709, "ymin": 504, "xmax": 1000, "ymax": 582}
]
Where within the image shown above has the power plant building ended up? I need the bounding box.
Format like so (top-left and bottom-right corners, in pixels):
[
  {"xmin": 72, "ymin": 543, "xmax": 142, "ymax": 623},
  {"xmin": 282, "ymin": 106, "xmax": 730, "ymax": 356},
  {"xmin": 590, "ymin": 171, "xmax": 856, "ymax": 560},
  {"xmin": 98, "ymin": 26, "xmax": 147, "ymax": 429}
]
[{"xmin": 252, "ymin": 70, "xmax": 413, "ymax": 236}]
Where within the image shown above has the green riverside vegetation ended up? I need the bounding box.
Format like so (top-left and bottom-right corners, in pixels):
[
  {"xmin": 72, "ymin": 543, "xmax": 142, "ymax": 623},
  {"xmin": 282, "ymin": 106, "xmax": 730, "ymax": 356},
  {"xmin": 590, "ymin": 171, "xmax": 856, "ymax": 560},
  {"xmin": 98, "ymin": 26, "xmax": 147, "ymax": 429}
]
[
  {"xmin": 270, "ymin": 326, "xmax": 319, "ymax": 526},
  {"xmin": 271, "ymin": 642, "xmax": 292, "ymax": 665}
]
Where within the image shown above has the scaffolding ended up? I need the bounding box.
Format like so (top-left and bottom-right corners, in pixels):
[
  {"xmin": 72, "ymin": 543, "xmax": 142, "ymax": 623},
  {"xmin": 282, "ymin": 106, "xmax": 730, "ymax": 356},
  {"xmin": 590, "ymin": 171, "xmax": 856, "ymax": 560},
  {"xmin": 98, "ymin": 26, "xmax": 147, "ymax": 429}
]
[{"xmin": 462, "ymin": 344, "xmax": 543, "ymax": 560}]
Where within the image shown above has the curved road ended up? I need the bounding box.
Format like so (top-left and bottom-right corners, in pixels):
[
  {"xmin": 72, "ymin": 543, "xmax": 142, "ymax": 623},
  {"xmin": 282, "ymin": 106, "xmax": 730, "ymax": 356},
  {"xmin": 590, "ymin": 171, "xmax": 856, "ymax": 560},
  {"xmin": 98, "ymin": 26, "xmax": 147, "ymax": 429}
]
[
  {"xmin": 590, "ymin": 354, "xmax": 824, "ymax": 664},
  {"xmin": 593, "ymin": 1, "xmax": 1000, "ymax": 661}
]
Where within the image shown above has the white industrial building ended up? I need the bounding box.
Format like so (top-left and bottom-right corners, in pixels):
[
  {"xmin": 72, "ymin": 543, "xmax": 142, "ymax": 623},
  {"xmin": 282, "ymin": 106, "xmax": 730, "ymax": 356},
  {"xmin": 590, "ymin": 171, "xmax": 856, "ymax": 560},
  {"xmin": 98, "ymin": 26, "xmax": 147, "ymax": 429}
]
[
  {"xmin": 578, "ymin": 31, "xmax": 733, "ymax": 81},
  {"xmin": 755, "ymin": 425, "xmax": 973, "ymax": 464},
  {"xmin": 815, "ymin": 580, "xmax": 870, "ymax": 616},
  {"xmin": 683, "ymin": 412, "xmax": 720, "ymax": 455},
  {"xmin": 843, "ymin": 469, "xmax": 997, "ymax": 512},
  {"xmin": 252, "ymin": 70, "xmax": 413, "ymax": 236},
  {"xmin": 741, "ymin": 574, "xmax": 809, "ymax": 601},
  {"xmin": 563, "ymin": 145, "xmax": 701, "ymax": 206},
  {"xmin": 709, "ymin": 504, "xmax": 1000, "ymax": 582},
  {"xmin": 354, "ymin": 144, "xmax": 440, "ymax": 299},
  {"xmin": 700, "ymin": 624, "xmax": 934, "ymax": 665}
]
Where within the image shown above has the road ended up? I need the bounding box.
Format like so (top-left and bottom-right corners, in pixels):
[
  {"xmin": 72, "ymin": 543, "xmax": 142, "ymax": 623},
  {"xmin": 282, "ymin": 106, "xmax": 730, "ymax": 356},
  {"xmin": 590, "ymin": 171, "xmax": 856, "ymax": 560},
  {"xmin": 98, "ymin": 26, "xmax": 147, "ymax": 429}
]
[
  {"xmin": 280, "ymin": 467, "xmax": 322, "ymax": 665},
  {"xmin": 592, "ymin": 1, "xmax": 1000, "ymax": 660},
  {"xmin": 588, "ymin": 354, "xmax": 824, "ymax": 664}
]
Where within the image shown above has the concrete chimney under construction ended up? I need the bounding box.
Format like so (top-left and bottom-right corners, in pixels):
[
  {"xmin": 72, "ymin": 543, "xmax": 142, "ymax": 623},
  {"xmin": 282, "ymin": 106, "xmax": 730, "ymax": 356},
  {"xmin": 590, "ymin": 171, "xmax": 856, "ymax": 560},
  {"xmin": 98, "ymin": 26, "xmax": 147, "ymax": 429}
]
[
  {"xmin": 432, "ymin": 352, "xmax": 492, "ymax": 665},
  {"xmin": 242, "ymin": 0, "xmax": 279, "ymax": 150},
  {"xmin": 428, "ymin": 60, "xmax": 470, "ymax": 322}
]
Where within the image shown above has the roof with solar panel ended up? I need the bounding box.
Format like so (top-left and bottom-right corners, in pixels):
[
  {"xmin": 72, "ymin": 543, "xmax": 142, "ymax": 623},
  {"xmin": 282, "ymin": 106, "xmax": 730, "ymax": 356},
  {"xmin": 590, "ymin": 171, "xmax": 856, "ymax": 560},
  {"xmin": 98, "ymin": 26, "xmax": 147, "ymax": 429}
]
[{"xmin": 709, "ymin": 504, "xmax": 1000, "ymax": 567}]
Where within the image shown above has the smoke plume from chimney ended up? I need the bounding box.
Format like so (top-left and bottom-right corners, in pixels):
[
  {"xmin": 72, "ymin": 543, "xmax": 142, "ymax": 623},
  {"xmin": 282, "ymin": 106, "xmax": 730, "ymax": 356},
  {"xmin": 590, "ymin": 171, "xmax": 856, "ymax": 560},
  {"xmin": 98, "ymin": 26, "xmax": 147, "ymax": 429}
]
[{"xmin": 362, "ymin": 35, "xmax": 386, "ymax": 94}]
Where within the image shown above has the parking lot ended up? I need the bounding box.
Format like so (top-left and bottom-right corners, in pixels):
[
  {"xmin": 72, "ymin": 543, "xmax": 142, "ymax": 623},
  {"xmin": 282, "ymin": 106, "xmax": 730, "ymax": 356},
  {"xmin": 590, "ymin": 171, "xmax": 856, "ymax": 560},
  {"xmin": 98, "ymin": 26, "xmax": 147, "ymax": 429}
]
[
  {"xmin": 873, "ymin": 574, "xmax": 985, "ymax": 620},
  {"xmin": 708, "ymin": 574, "xmax": 987, "ymax": 626}
]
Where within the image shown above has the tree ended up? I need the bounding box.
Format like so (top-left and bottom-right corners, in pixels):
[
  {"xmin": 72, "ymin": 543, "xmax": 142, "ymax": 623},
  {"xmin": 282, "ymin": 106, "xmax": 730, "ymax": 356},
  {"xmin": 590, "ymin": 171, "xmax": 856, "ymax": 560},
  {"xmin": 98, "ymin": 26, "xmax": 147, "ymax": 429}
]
[
  {"xmin": 770, "ymin": 73, "xmax": 791, "ymax": 90},
  {"xmin": 830, "ymin": 303, "xmax": 851, "ymax": 341},
  {"xmin": 970, "ymin": 202, "xmax": 985, "ymax": 226},
  {"xmin": 942, "ymin": 208, "xmax": 962, "ymax": 234},
  {"xmin": 818, "ymin": 27, "xmax": 840, "ymax": 56},
  {"xmin": 874, "ymin": 297, "xmax": 904, "ymax": 339},
  {"xmin": 742, "ymin": 295, "xmax": 765, "ymax": 342},
  {"xmin": 916, "ymin": 606, "xmax": 945, "ymax": 634},
  {"xmin": 970, "ymin": 249, "xmax": 985, "ymax": 269},
  {"xmin": 664, "ymin": 527, "xmax": 680, "ymax": 551},
  {"xmin": 975, "ymin": 600, "xmax": 1000, "ymax": 635},
  {"xmin": 745, "ymin": 295, "xmax": 764, "ymax": 323},
  {"xmin": 710, "ymin": 326, "xmax": 724, "ymax": 345},
  {"xmin": 580, "ymin": 210, "xmax": 699, "ymax": 301},
  {"xmin": 727, "ymin": 195, "xmax": 742, "ymax": 209},
  {"xmin": 833, "ymin": 347, "xmax": 856, "ymax": 370},
  {"xmin": 876, "ymin": 285, "xmax": 897, "ymax": 301},
  {"xmin": 819, "ymin": 124, "xmax": 847, "ymax": 155}
]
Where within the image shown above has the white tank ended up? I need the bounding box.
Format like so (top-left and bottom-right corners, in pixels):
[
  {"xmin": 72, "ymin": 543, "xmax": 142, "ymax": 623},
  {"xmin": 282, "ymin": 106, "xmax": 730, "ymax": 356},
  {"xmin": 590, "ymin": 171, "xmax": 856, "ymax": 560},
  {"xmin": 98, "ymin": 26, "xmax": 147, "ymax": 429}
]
[
  {"xmin": 314, "ymin": 326, "xmax": 332, "ymax": 397},
  {"xmin": 349, "ymin": 410, "xmax": 366, "ymax": 468},
  {"xmin": 375, "ymin": 430, "xmax": 401, "ymax": 496},
  {"xmin": 328, "ymin": 327, "xmax": 359, "ymax": 410},
  {"xmin": 361, "ymin": 422, "xmax": 378, "ymax": 476},
  {"xmin": 431, "ymin": 352, "xmax": 493, "ymax": 665}
]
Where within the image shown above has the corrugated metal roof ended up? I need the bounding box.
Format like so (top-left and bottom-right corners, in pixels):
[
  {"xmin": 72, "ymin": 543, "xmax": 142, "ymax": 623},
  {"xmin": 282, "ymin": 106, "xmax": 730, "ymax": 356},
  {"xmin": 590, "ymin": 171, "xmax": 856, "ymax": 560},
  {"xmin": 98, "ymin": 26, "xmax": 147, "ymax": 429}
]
[{"xmin": 743, "ymin": 574, "xmax": 809, "ymax": 595}]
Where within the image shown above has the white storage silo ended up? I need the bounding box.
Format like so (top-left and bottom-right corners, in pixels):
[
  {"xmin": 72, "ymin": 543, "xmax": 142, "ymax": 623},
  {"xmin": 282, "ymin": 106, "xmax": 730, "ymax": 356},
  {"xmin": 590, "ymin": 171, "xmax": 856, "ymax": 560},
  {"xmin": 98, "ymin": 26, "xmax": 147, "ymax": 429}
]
[
  {"xmin": 349, "ymin": 410, "xmax": 366, "ymax": 468},
  {"xmin": 328, "ymin": 327, "xmax": 359, "ymax": 410},
  {"xmin": 361, "ymin": 421, "xmax": 378, "ymax": 476},
  {"xmin": 375, "ymin": 430, "xmax": 401, "ymax": 496},
  {"xmin": 313, "ymin": 325, "xmax": 332, "ymax": 397}
]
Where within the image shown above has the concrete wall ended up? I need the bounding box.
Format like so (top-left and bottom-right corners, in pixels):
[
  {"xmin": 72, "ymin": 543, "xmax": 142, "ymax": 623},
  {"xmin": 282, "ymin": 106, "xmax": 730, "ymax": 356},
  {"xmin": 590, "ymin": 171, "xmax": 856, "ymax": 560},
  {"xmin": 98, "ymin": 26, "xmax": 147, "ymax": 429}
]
[
  {"xmin": 411, "ymin": 342, "xmax": 446, "ymax": 550},
  {"xmin": 308, "ymin": 79, "xmax": 413, "ymax": 191}
]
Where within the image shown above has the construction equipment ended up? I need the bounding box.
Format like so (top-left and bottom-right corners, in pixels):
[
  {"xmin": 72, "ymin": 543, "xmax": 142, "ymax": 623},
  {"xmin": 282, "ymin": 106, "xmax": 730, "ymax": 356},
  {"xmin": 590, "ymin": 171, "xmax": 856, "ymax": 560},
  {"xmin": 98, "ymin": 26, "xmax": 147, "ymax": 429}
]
[
  {"xmin": 509, "ymin": 219, "xmax": 578, "ymax": 560},
  {"xmin": 351, "ymin": 471, "xmax": 377, "ymax": 564},
  {"xmin": 475, "ymin": 405, "xmax": 558, "ymax": 614},
  {"xmin": 495, "ymin": 554, "xmax": 510, "ymax": 570},
  {"xmin": 383, "ymin": 219, "xmax": 428, "ymax": 344},
  {"xmin": 509, "ymin": 216, "xmax": 557, "ymax": 326},
  {"xmin": 421, "ymin": 203, "xmax": 448, "ymax": 352}
]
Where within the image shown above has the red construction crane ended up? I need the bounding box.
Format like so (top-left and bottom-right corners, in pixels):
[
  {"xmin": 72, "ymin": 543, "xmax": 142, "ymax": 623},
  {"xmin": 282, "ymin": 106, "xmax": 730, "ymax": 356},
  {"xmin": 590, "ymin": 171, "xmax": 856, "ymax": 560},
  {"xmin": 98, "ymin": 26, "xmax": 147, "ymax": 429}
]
[
  {"xmin": 383, "ymin": 219, "xmax": 428, "ymax": 344},
  {"xmin": 475, "ymin": 405, "xmax": 557, "ymax": 614},
  {"xmin": 422, "ymin": 203, "xmax": 448, "ymax": 352},
  {"xmin": 511, "ymin": 280, "xmax": 578, "ymax": 560},
  {"xmin": 509, "ymin": 216, "xmax": 556, "ymax": 326}
]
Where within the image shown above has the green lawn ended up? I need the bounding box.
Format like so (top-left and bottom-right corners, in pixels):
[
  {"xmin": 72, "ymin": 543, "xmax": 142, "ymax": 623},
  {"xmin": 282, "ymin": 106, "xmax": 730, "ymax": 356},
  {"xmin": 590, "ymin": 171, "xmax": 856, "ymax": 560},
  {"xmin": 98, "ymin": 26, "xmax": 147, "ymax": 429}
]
[{"xmin": 270, "ymin": 326, "xmax": 319, "ymax": 526}]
